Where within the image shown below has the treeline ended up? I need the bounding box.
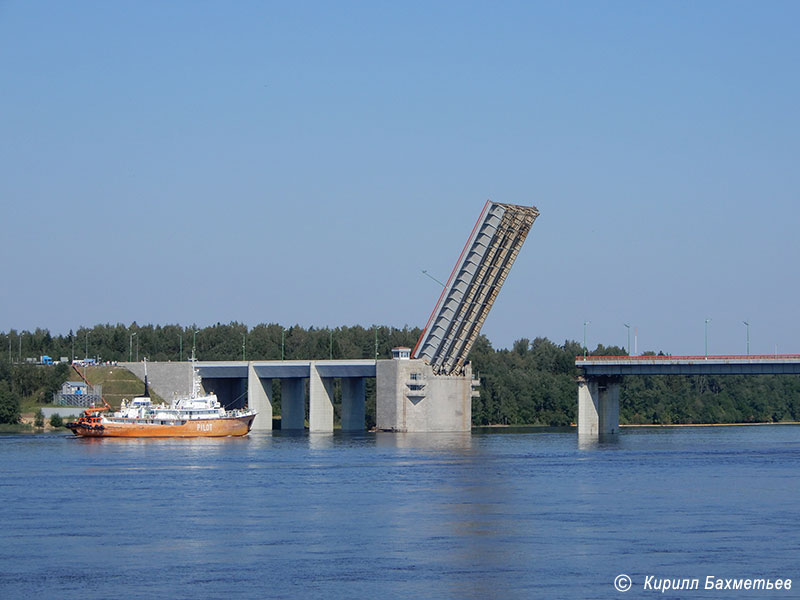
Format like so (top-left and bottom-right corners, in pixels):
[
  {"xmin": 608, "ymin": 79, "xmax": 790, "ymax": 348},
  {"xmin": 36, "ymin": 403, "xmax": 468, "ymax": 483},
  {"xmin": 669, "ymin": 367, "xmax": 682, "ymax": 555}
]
[
  {"xmin": 0, "ymin": 361, "xmax": 72, "ymax": 425},
  {"xmin": 1, "ymin": 323, "xmax": 799, "ymax": 426},
  {"xmin": 621, "ymin": 371, "xmax": 800, "ymax": 424},
  {"xmin": 1, "ymin": 323, "xmax": 420, "ymax": 364}
]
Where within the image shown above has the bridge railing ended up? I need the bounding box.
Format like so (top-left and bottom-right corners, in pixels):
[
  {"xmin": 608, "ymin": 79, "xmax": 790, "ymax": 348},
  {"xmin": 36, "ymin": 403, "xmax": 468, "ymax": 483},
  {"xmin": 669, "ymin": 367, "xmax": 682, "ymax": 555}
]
[{"xmin": 576, "ymin": 354, "xmax": 800, "ymax": 362}]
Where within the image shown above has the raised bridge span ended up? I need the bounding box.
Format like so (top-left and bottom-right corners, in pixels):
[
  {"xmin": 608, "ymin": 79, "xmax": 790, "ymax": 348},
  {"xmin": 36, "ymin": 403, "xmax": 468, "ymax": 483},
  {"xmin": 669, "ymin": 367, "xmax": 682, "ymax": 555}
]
[{"xmin": 575, "ymin": 355, "xmax": 800, "ymax": 436}]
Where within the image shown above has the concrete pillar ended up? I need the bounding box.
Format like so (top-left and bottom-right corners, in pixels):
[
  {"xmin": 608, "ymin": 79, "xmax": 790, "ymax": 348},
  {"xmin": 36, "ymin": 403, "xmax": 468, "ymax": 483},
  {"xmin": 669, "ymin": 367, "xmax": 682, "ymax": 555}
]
[
  {"xmin": 281, "ymin": 378, "xmax": 306, "ymax": 431},
  {"xmin": 247, "ymin": 364, "xmax": 272, "ymax": 431},
  {"xmin": 578, "ymin": 376, "xmax": 620, "ymax": 436},
  {"xmin": 309, "ymin": 362, "xmax": 334, "ymax": 433},
  {"xmin": 376, "ymin": 358, "xmax": 473, "ymax": 432},
  {"xmin": 341, "ymin": 377, "xmax": 365, "ymax": 431}
]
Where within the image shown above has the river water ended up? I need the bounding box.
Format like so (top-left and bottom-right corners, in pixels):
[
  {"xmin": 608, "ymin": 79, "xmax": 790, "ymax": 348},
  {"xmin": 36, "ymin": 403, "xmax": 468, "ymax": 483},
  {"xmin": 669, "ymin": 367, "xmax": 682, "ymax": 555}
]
[{"xmin": 1, "ymin": 426, "xmax": 798, "ymax": 599}]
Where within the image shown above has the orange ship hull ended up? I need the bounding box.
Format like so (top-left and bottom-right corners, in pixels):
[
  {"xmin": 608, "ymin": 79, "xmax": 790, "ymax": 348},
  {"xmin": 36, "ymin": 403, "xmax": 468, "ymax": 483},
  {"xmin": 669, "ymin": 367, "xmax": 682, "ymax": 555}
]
[{"xmin": 68, "ymin": 414, "xmax": 255, "ymax": 438}]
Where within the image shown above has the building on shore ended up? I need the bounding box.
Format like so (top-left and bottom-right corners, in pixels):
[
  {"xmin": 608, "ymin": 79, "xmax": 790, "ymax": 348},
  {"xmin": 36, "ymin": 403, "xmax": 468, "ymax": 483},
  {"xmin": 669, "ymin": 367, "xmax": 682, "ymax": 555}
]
[{"xmin": 53, "ymin": 381, "xmax": 103, "ymax": 407}]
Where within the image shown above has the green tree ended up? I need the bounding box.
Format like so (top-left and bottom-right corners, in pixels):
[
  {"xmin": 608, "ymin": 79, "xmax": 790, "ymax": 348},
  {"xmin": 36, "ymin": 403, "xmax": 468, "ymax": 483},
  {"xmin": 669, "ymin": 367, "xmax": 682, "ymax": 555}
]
[
  {"xmin": 0, "ymin": 381, "xmax": 20, "ymax": 424},
  {"xmin": 49, "ymin": 413, "xmax": 64, "ymax": 428}
]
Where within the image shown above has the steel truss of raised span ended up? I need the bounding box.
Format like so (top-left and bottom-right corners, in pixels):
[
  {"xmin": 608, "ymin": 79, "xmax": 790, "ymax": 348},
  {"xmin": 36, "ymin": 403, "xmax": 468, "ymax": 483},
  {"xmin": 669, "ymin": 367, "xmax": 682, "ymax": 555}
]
[
  {"xmin": 413, "ymin": 201, "xmax": 539, "ymax": 376},
  {"xmin": 576, "ymin": 355, "xmax": 800, "ymax": 376}
]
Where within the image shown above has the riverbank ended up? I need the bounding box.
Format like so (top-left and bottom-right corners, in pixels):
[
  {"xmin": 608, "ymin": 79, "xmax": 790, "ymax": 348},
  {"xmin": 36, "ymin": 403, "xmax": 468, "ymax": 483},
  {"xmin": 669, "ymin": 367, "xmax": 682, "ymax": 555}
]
[
  {"xmin": 620, "ymin": 421, "xmax": 800, "ymax": 428},
  {"xmin": 476, "ymin": 421, "xmax": 800, "ymax": 430},
  {"xmin": 0, "ymin": 413, "xmax": 68, "ymax": 434}
]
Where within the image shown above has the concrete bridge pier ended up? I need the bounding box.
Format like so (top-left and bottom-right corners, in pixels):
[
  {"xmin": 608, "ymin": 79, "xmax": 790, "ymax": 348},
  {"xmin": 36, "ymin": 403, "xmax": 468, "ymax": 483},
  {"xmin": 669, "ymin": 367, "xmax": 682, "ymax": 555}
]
[
  {"xmin": 248, "ymin": 364, "xmax": 272, "ymax": 431},
  {"xmin": 309, "ymin": 363, "xmax": 335, "ymax": 433},
  {"xmin": 577, "ymin": 375, "xmax": 620, "ymax": 436},
  {"xmin": 281, "ymin": 378, "xmax": 306, "ymax": 431}
]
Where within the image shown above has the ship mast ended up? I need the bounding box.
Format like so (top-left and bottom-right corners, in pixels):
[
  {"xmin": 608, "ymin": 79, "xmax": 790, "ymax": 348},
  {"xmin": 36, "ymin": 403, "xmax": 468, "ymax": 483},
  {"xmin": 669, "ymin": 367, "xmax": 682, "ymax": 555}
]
[
  {"xmin": 190, "ymin": 348, "xmax": 202, "ymax": 399},
  {"xmin": 143, "ymin": 357, "xmax": 150, "ymax": 398}
]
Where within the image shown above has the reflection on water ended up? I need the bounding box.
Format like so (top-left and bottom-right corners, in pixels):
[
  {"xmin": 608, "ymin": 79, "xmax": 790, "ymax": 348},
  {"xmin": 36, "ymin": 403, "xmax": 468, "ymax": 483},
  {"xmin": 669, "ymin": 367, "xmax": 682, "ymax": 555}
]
[
  {"xmin": 1, "ymin": 426, "xmax": 799, "ymax": 599},
  {"xmin": 308, "ymin": 431, "xmax": 335, "ymax": 450},
  {"xmin": 376, "ymin": 431, "xmax": 473, "ymax": 451},
  {"xmin": 577, "ymin": 432, "xmax": 621, "ymax": 450}
]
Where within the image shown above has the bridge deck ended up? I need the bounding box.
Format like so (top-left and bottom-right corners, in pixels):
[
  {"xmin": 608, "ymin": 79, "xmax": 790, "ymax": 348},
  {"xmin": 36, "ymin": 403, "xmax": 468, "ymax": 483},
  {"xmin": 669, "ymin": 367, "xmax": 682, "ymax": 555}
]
[
  {"xmin": 197, "ymin": 360, "xmax": 377, "ymax": 379},
  {"xmin": 576, "ymin": 355, "xmax": 800, "ymax": 376}
]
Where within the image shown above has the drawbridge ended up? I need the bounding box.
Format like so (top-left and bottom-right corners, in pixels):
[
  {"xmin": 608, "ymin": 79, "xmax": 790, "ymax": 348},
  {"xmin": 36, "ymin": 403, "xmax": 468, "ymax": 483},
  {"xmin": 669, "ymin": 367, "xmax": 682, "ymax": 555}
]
[{"xmin": 412, "ymin": 201, "xmax": 539, "ymax": 375}]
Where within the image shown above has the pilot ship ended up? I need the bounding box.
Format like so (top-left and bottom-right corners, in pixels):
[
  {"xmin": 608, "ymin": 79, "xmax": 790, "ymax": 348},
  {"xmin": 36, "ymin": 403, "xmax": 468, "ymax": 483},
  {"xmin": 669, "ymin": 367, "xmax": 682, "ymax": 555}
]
[{"xmin": 66, "ymin": 359, "xmax": 256, "ymax": 438}]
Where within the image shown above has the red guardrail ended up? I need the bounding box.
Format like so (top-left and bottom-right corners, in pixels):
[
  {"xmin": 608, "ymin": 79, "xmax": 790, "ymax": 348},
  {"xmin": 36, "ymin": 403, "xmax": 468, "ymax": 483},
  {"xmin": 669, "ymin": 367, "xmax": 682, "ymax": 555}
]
[{"xmin": 576, "ymin": 354, "xmax": 800, "ymax": 362}]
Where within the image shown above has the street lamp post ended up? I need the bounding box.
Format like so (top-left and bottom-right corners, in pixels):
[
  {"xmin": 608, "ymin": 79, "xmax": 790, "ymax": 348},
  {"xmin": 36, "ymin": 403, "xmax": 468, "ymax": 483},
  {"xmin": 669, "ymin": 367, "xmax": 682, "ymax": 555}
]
[
  {"xmin": 281, "ymin": 328, "xmax": 285, "ymax": 360},
  {"xmin": 192, "ymin": 330, "xmax": 199, "ymax": 361},
  {"xmin": 179, "ymin": 334, "xmax": 183, "ymax": 362},
  {"xmin": 242, "ymin": 333, "xmax": 246, "ymax": 362},
  {"xmin": 136, "ymin": 336, "xmax": 139, "ymax": 362},
  {"xmin": 704, "ymin": 319, "xmax": 712, "ymax": 358},
  {"xmin": 85, "ymin": 331, "xmax": 90, "ymax": 360},
  {"xmin": 129, "ymin": 332, "xmax": 137, "ymax": 362},
  {"xmin": 583, "ymin": 321, "xmax": 591, "ymax": 358},
  {"xmin": 743, "ymin": 321, "xmax": 750, "ymax": 356},
  {"xmin": 422, "ymin": 269, "xmax": 446, "ymax": 287},
  {"xmin": 624, "ymin": 323, "xmax": 631, "ymax": 356}
]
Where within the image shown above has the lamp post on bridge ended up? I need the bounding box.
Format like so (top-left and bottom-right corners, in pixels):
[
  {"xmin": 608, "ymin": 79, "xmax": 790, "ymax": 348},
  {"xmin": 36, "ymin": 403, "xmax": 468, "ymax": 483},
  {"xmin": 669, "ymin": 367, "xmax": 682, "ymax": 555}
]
[
  {"xmin": 743, "ymin": 321, "xmax": 750, "ymax": 356},
  {"xmin": 624, "ymin": 323, "xmax": 631, "ymax": 356},
  {"xmin": 422, "ymin": 269, "xmax": 446, "ymax": 287},
  {"xmin": 704, "ymin": 319, "xmax": 712, "ymax": 358},
  {"xmin": 583, "ymin": 321, "xmax": 590, "ymax": 358},
  {"xmin": 129, "ymin": 332, "xmax": 136, "ymax": 362},
  {"xmin": 192, "ymin": 329, "xmax": 199, "ymax": 361}
]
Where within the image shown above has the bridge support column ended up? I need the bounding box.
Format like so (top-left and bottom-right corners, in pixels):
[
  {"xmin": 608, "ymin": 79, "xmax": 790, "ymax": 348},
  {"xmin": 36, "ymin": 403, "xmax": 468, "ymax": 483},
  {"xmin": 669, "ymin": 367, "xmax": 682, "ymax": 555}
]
[
  {"xmin": 341, "ymin": 377, "xmax": 365, "ymax": 431},
  {"xmin": 578, "ymin": 376, "xmax": 620, "ymax": 436},
  {"xmin": 309, "ymin": 362, "xmax": 334, "ymax": 433},
  {"xmin": 247, "ymin": 364, "xmax": 272, "ymax": 431},
  {"xmin": 281, "ymin": 379, "xmax": 306, "ymax": 430}
]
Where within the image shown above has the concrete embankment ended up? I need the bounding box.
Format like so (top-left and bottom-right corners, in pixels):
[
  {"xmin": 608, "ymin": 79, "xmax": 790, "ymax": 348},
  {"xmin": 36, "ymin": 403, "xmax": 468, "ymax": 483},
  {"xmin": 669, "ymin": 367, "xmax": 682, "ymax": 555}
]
[{"xmin": 119, "ymin": 362, "xmax": 193, "ymax": 404}]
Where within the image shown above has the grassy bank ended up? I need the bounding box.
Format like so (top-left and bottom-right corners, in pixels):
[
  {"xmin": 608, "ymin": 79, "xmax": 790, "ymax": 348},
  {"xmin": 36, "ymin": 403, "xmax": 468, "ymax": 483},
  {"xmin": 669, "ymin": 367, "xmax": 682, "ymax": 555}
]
[
  {"xmin": 17, "ymin": 365, "xmax": 161, "ymax": 425},
  {"xmin": 77, "ymin": 365, "xmax": 162, "ymax": 407}
]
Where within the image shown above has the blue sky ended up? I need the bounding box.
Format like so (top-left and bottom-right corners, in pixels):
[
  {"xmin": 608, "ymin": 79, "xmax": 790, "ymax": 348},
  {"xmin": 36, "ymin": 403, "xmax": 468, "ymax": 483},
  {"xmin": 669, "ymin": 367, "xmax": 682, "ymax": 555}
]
[{"xmin": 2, "ymin": 1, "xmax": 798, "ymax": 355}]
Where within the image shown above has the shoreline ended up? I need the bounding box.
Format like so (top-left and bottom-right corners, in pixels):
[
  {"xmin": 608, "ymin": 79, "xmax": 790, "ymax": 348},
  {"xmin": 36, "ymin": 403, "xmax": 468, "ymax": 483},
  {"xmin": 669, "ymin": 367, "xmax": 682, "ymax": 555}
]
[
  {"xmin": 476, "ymin": 421, "xmax": 800, "ymax": 429},
  {"xmin": 4, "ymin": 421, "xmax": 799, "ymax": 435},
  {"xmin": 619, "ymin": 421, "xmax": 800, "ymax": 428}
]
